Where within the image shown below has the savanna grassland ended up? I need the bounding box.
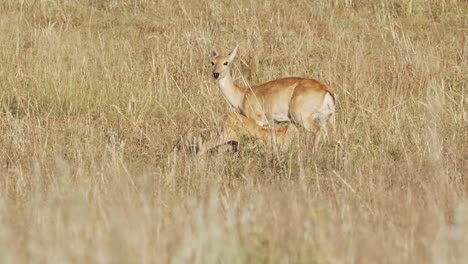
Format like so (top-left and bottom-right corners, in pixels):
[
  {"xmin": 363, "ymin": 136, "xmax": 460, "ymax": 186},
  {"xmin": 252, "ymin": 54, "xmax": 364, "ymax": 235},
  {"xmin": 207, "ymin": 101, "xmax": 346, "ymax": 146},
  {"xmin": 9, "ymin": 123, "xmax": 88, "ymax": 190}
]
[{"xmin": 0, "ymin": 0, "xmax": 467, "ymax": 263}]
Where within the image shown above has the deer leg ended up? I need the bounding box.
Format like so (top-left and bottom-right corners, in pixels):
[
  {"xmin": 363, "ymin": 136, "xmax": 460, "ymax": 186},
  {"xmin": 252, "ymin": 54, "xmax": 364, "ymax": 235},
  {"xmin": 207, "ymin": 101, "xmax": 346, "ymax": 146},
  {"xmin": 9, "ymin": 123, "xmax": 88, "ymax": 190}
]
[{"xmin": 198, "ymin": 132, "xmax": 238, "ymax": 155}]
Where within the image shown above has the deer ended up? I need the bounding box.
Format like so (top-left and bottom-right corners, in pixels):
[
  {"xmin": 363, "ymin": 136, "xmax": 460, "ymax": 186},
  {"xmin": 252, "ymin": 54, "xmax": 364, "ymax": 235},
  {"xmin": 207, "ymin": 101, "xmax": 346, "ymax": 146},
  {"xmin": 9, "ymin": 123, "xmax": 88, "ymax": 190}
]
[
  {"xmin": 198, "ymin": 112, "xmax": 298, "ymax": 155},
  {"xmin": 210, "ymin": 45, "xmax": 336, "ymax": 149}
]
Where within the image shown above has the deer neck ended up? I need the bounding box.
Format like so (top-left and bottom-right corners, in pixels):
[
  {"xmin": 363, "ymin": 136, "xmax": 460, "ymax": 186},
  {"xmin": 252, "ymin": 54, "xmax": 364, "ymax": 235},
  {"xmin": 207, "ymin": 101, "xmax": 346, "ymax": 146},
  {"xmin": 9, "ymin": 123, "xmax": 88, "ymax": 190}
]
[{"xmin": 218, "ymin": 72, "xmax": 245, "ymax": 110}]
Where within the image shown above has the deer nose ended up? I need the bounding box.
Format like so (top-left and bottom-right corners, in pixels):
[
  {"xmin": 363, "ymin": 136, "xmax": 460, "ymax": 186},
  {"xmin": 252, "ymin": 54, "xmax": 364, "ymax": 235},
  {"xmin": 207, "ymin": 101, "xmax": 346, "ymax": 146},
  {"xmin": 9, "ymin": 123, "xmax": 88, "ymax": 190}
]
[{"xmin": 213, "ymin": 72, "xmax": 220, "ymax": 79}]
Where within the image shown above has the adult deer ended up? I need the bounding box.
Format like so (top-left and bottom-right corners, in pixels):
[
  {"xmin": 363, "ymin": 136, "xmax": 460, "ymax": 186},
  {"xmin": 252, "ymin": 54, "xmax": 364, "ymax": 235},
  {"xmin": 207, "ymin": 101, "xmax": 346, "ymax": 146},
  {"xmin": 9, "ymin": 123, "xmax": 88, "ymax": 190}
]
[
  {"xmin": 198, "ymin": 112, "xmax": 298, "ymax": 155},
  {"xmin": 210, "ymin": 45, "xmax": 336, "ymax": 149}
]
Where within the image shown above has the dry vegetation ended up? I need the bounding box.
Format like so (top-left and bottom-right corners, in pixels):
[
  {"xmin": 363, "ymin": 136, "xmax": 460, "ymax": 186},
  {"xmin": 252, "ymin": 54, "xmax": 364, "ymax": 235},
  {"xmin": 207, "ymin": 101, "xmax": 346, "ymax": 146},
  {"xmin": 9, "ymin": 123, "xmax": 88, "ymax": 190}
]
[{"xmin": 0, "ymin": 0, "xmax": 467, "ymax": 263}]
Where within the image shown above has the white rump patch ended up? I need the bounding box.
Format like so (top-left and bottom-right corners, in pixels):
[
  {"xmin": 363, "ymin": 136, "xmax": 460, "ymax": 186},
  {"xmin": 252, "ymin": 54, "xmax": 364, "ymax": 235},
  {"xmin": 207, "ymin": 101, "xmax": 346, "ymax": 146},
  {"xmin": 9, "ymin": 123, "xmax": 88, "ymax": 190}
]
[{"xmin": 312, "ymin": 92, "xmax": 336, "ymax": 125}]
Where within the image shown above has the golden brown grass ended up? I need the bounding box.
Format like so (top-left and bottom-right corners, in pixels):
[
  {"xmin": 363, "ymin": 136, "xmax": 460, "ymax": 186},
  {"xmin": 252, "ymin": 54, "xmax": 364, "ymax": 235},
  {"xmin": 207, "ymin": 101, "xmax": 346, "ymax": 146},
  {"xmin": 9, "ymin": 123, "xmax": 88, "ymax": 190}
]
[{"xmin": 0, "ymin": 0, "xmax": 467, "ymax": 263}]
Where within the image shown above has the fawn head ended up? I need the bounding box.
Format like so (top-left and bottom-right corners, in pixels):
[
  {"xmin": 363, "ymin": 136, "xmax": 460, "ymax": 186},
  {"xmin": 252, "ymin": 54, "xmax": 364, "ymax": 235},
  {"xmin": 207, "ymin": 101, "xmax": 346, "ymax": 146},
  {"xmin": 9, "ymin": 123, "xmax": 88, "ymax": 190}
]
[{"xmin": 210, "ymin": 45, "xmax": 238, "ymax": 80}]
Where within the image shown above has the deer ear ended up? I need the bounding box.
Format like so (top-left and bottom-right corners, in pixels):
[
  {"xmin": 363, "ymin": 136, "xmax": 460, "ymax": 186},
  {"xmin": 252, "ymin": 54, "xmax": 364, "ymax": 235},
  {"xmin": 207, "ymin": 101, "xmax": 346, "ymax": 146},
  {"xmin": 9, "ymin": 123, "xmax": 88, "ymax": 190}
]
[
  {"xmin": 228, "ymin": 45, "xmax": 238, "ymax": 61},
  {"xmin": 211, "ymin": 50, "xmax": 219, "ymax": 58}
]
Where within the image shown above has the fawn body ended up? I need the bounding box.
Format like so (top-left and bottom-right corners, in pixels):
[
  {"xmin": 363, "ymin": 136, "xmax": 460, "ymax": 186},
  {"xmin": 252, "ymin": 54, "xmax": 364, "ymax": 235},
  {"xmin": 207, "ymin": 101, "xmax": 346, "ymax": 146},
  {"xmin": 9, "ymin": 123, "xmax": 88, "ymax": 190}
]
[{"xmin": 198, "ymin": 112, "xmax": 298, "ymax": 155}]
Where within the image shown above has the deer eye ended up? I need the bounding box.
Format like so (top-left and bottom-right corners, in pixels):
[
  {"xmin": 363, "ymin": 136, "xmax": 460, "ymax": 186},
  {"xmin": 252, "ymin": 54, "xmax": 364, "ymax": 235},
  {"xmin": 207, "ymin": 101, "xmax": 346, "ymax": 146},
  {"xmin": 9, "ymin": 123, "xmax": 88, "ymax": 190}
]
[
  {"xmin": 223, "ymin": 61, "xmax": 228, "ymax": 66},
  {"xmin": 210, "ymin": 62, "xmax": 214, "ymax": 66}
]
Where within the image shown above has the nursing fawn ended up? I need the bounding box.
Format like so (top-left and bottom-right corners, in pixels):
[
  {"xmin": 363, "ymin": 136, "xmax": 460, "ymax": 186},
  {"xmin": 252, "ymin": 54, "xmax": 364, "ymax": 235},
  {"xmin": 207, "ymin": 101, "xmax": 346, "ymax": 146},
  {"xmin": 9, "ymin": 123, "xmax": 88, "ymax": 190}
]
[{"xmin": 198, "ymin": 112, "xmax": 298, "ymax": 155}]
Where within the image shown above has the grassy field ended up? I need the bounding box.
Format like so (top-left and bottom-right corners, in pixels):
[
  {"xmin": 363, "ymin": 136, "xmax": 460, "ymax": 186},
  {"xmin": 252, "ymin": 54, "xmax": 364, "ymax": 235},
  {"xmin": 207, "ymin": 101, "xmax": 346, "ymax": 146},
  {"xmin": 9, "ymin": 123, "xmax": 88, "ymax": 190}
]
[{"xmin": 0, "ymin": 0, "xmax": 467, "ymax": 263}]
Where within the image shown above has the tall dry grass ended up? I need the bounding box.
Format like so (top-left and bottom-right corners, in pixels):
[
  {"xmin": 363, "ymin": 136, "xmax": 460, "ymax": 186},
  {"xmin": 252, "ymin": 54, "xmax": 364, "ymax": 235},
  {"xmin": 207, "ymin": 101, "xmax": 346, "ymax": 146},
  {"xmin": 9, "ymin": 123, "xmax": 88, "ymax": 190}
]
[{"xmin": 0, "ymin": 0, "xmax": 466, "ymax": 263}]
